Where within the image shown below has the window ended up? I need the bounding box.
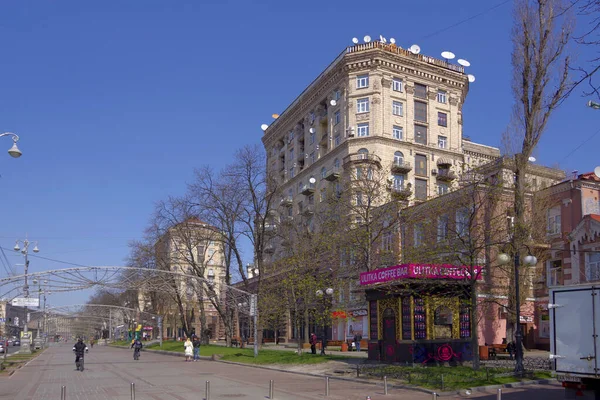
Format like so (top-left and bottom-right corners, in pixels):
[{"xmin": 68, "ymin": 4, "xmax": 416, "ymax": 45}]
[
  {"xmin": 287, "ymin": 188, "xmax": 293, "ymax": 198},
  {"xmin": 382, "ymin": 231, "xmax": 393, "ymax": 251},
  {"xmin": 320, "ymin": 188, "xmax": 326, "ymax": 202},
  {"xmin": 197, "ymin": 245, "xmax": 205, "ymax": 262},
  {"xmin": 414, "ymin": 83, "xmax": 427, "ymax": 99},
  {"xmin": 393, "ymin": 78, "xmax": 403, "ymax": 92},
  {"xmin": 356, "ymin": 191, "xmax": 363, "ymax": 206},
  {"xmin": 414, "ymin": 124, "xmax": 428, "ymax": 145},
  {"xmin": 415, "ymin": 178, "xmax": 427, "ymax": 200},
  {"xmin": 356, "ymin": 74, "xmax": 369, "ymax": 89},
  {"xmin": 392, "ymin": 101, "xmax": 404, "ymax": 116},
  {"xmin": 434, "ymin": 306, "xmax": 453, "ymax": 325},
  {"xmin": 392, "ymin": 174, "xmax": 404, "ymax": 190},
  {"xmin": 367, "ymin": 167, "xmax": 373, "ymax": 180},
  {"xmin": 308, "ymin": 194, "xmax": 314, "ymax": 205},
  {"xmin": 394, "ymin": 151, "xmax": 404, "ymax": 164},
  {"xmin": 334, "ymin": 89, "xmax": 341, "ymax": 100},
  {"xmin": 310, "ymin": 130, "xmax": 315, "ymax": 144},
  {"xmin": 547, "ymin": 207, "xmax": 561, "ymax": 235},
  {"xmin": 289, "ymin": 167, "xmax": 295, "ymax": 178},
  {"xmin": 358, "ymin": 148, "xmax": 369, "ymax": 158},
  {"xmin": 414, "ymin": 223, "xmax": 424, "ymax": 246},
  {"xmin": 357, "ymin": 123, "xmax": 369, "ymax": 137},
  {"xmin": 335, "ymin": 182, "xmax": 342, "ymax": 197},
  {"xmin": 437, "ymin": 90, "xmax": 447, "ymax": 103},
  {"xmin": 289, "ymin": 148, "xmax": 294, "ymax": 160},
  {"xmin": 438, "ymin": 135, "xmax": 447, "ymax": 149},
  {"xmin": 356, "ymin": 98, "xmax": 369, "ymax": 113},
  {"xmin": 310, "ymin": 152, "xmax": 316, "ymax": 164},
  {"xmin": 437, "ymin": 215, "xmax": 449, "ymax": 242},
  {"xmin": 415, "ymin": 154, "xmax": 427, "ymax": 176},
  {"xmin": 456, "ymin": 207, "xmax": 470, "ymax": 237},
  {"xmin": 321, "ymin": 167, "xmax": 326, "ymax": 179},
  {"xmin": 356, "ymin": 166, "xmax": 363, "ymax": 179},
  {"xmin": 438, "ymin": 112, "xmax": 448, "ymax": 127},
  {"xmin": 587, "ymin": 253, "xmax": 600, "ymax": 282},
  {"xmin": 334, "ymin": 110, "xmax": 341, "ymax": 125},
  {"xmin": 334, "ymin": 158, "xmax": 340, "ymax": 168},
  {"xmin": 438, "ymin": 182, "xmax": 449, "ymax": 195},
  {"xmin": 393, "ymin": 125, "xmax": 403, "ymax": 140},
  {"xmin": 414, "ymin": 101, "xmax": 427, "ymax": 122},
  {"xmin": 288, "ymin": 130, "xmax": 294, "ymax": 142},
  {"xmin": 547, "ymin": 260, "xmax": 561, "ymax": 286},
  {"xmin": 334, "ymin": 134, "xmax": 341, "ymax": 146}
]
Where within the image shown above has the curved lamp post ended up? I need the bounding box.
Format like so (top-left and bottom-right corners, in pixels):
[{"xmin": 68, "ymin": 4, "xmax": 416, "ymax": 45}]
[
  {"xmin": 498, "ymin": 251, "xmax": 538, "ymax": 374},
  {"xmin": 0, "ymin": 132, "xmax": 22, "ymax": 158},
  {"xmin": 316, "ymin": 288, "xmax": 334, "ymax": 355},
  {"xmin": 14, "ymin": 238, "xmax": 39, "ymax": 354}
]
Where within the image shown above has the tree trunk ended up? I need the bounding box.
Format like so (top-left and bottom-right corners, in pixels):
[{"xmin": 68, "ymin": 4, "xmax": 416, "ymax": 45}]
[{"xmin": 470, "ymin": 283, "xmax": 480, "ymax": 369}]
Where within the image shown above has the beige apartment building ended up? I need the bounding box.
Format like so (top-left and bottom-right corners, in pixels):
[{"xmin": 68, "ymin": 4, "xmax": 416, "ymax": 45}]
[
  {"xmin": 260, "ymin": 41, "xmax": 502, "ymax": 343},
  {"xmin": 262, "ymin": 41, "xmax": 499, "ymax": 221}
]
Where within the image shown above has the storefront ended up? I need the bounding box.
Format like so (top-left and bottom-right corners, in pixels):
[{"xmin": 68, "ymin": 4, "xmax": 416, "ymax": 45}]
[{"xmin": 361, "ymin": 263, "xmax": 482, "ymax": 364}]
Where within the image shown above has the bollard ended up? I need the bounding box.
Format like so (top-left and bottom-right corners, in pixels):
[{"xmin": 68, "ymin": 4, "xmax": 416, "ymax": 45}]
[
  {"xmin": 441, "ymin": 374, "xmax": 445, "ymax": 391},
  {"xmin": 130, "ymin": 382, "xmax": 135, "ymax": 400},
  {"xmin": 205, "ymin": 380, "xmax": 210, "ymax": 400},
  {"xmin": 384, "ymin": 375, "xmax": 388, "ymax": 395},
  {"xmin": 432, "ymin": 392, "xmax": 438, "ymax": 400},
  {"xmin": 325, "ymin": 376, "xmax": 330, "ymax": 397},
  {"xmin": 497, "ymin": 388, "xmax": 502, "ymax": 400},
  {"xmin": 61, "ymin": 385, "xmax": 66, "ymax": 400},
  {"xmin": 269, "ymin": 379, "xmax": 274, "ymax": 399}
]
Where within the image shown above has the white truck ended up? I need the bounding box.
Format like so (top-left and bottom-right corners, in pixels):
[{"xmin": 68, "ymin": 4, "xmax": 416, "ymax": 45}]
[{"xmin": 550, "ymin": 284, "xmax": 600, "ymax": 398}]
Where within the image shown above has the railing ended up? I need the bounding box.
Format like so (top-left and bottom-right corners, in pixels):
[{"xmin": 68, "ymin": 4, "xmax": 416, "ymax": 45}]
[
  {"xmin": 437, "ymin": 170, "xmax": 457, "ymax": 181},
  {"xmin": 343, "ymin": 153, "xmax": 382, "ymax": 165},
  {"xmin": 391, "ymin": 161, "xmax": 412, "ymax": 173}
]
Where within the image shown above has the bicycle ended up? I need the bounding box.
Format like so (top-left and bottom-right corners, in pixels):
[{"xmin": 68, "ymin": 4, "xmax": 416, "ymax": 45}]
[
  {"xmin": 75, "ymin": 355, "xmax": 84, "ymax": 371},
  {"xmin": 133, "ymin": 348, "xmax": 140, "ymax": 361}
]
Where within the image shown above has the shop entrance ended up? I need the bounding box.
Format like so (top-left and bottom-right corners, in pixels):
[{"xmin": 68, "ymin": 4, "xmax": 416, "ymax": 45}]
[{"xmin": 382, "ymin": 308, "xmax": 396, "ymax": 362}]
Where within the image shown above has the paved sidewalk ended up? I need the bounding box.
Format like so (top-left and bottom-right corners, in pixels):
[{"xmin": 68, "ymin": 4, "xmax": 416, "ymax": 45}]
[{"xmin": 0, "ymin": 344, "xmax": 563, "ymax": 400}]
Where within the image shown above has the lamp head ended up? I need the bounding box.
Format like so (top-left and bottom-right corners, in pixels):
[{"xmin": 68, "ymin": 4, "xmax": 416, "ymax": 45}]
[
  {"xmin": 523, "ymin": 255, "xmax": 538, "ymax": 266},
  {"xmin": 325, "ymin": 288, "xmax": 334, "ymax": 296},
  {"xmin": 316, "ymin": 289, "xmax": 324, "ymax": 297},
  {"xmin": 13, "ymin": 243, "xmax": 20, "ymax": 252},
  {"xmin": 8, "ymin": 141, "xmax": 22, "ymax": 158},
  {"xmin": 497, "ymin": 253, "xmax": 511, "ymax": 265},
  {"xmin": 33, "ymin": 245, "xmax": 39, "ymax": 253}
]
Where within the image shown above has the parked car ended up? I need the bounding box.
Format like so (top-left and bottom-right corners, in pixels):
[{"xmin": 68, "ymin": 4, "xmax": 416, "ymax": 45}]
[
  {"xmin": 0, "ymin": 343, "xmax": 4, "ymax": 353},
  {"xmin": 13, "ymin": 339, "xmax": 20, "ymax": 346}
]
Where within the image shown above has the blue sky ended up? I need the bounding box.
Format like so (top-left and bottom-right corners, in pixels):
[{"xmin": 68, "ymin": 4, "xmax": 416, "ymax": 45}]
[{"xmin": 0, "ymin": 0, "xmax": 597, "ymax": 307}]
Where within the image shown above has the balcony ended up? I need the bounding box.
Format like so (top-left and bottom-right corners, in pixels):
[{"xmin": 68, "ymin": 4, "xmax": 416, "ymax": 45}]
[
  {"xmin": 300, "ymin": 183, "xmax": 316, "ymax": 195},
  {"xmin": 343, "ymin": 153, "xmax": 382, "ymax": 168},
  {"xmin": 389, "ymin": 185, "xmax": 412, "ymax": 200},
  {"xmin": 301, "ymin": 205, "xmax": 315, "ymax": 215},
  {"xmin": 436, "ymin": 169, "xmax": 457, "ymax": 182},
  {"xmin": 280, "ymin": 197, "xmax": 293, "ymax": 207},
  {"xmin": 391, "ymin": 161, "xmax": 412, "ymax": 174},
  {"xmin": 325, "ymin": 167, "xmax": 341, "ymax": 181}
]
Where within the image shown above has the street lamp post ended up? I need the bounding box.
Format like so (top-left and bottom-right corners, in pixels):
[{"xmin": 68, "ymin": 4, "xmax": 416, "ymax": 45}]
[
  {"xmin": 498, "ymin": 251, "xmax": 537, "ymax": 374},
  {"xmin": 14, "ymin": 238, "xmax": 39, "ymax": 354},
  {"xmin": 31, "ymin": 279, "xmax": 47, "ymax": 349},
  {"xmin": 0, "ymin": 132, "xmax": 22, "ymax": 158},
  {"xmin": 316, "ymin": 288, "xmax": 334, "ymax": 356}
]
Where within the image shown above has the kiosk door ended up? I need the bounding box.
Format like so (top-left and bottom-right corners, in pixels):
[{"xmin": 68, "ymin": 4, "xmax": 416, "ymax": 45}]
[{"xmin": 382, "ymin": 308, "xmax": 396, "ymax": 362}]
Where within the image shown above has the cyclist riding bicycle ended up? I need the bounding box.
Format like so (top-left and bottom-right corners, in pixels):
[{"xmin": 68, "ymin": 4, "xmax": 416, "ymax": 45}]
[
  {"xmin": 131, "ymin": 338, "xmax": 143, "ymax": 360},
  {"xmin": 73, "ymin": 338, "xmax": 87, "ymax": 371}
]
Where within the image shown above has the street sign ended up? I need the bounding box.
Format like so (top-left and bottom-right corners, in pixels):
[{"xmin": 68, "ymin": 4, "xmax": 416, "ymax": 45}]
[{"xmin": 11, "ymin": 298, "xmax": 39, "ymax": 307}]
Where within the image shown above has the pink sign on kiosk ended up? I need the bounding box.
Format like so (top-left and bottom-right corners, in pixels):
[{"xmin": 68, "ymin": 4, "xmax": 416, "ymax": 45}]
[{"xmin": 359, "ymin": 263, "xmax": 483, "ymax": 285}]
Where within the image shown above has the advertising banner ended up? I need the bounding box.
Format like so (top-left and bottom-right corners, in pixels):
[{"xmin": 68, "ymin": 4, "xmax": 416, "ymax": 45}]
[{"xmin": 359, "ymin": 263, "xmax": 483, "ymax": 285}]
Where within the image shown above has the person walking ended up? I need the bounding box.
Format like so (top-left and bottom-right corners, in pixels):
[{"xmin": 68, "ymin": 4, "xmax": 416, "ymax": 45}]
[
  {"xmin": 184, "ymin": 337, "xmax": 193, "ymax": 362},
  {"xmin": 354, "ymin": 332, "xmax": 363, "ymax": 352},
  {"xmin": 309, "ymin": 332, "xmax": 317, "ymax": 355},
  {"xmin": 192, "ymin": 335, "xmax": 201, "ymax": 361}
]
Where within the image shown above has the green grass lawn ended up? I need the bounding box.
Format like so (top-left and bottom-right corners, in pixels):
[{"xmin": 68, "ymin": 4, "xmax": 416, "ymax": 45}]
[
  {"xmin": 110, "ymin": 340, "xmax": 132, "ymax": 347},
  {"xmin": 145, "ymin": 342, "xmax": 347, "ymax": 365},
  {"xmin": 0, "ymin": 349, "xmax": 43, "ymax": 373},
  {"xmin": 360, "ymin": 365, "xmax": 552, "ymax": 391}
]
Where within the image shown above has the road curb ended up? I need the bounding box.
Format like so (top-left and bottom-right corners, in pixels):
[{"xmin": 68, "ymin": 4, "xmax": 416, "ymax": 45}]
[{"xmin": 111, "ymin": 345, "xmax": 558, "ymax": 395}]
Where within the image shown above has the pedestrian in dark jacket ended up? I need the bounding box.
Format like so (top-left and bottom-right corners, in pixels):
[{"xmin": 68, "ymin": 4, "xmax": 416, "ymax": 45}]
[
  {"xmin": 309, "ymin": 332, "xmax": 317, "ymax": 354},
  {"xmin": 192, "ymin": 336, "xmax": 201, "ymax": 361}
]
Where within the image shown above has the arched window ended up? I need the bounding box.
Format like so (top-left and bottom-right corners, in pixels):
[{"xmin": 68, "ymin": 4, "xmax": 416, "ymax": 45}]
[
  {"xmin": 394, "ymin": 151, "xmax": 404, "ymax": 164},
  {"xmin": 358, "ymin": 148, "xmax": 369, "ymax": 160}
]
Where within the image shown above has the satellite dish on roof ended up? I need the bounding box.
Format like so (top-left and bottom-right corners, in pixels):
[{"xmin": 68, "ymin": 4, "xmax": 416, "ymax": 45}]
[
  {"xmin": 467, "ymin": 74, "xmax": 476, "ymax": 83},
  {"xmin": 409, "ymin": 44, "xmax": 421, "ymax": 54},
  {"xmin": 528, "ymin": 156, "xmax": 536, "ymax": 163},
  {"xmin": 352, "ymin": 37, "xmax": 359, "ymax": 44},
  {"xmin": 594, "ymin": 166, "xmax": 600, "ymax": 178},
  {"xmin": 441, "ymin": 51, "xmax": 455, "ymax": 60},
  {"xmin": 272, "ymin": 114, "xmax": 279, "ymax": 119},
  {"xmin": 364, "ymin": 35, "xmax": 371, "ymax": 43},
  {"xmin": 330, "ymin": 99, "xmax": 337, "ymax": 106},
  {"xmin": 389, "ymin": 38, "xmax": 396, "ymax": 44},
  {"xmin": 457, "ymin": 59, "xmax": 471, "ymax": 67},
  {"xmin": 309, "ymin": 128, "xmax": 315, "ymax": 134},
  {"xmin": 261, "ymin": 124, "xmax": 269, "ymax": 131}
]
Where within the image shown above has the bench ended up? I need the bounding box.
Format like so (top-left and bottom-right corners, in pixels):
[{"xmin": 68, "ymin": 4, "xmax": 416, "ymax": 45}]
[
  {"xmin": 488, "ymin": 344, "xmax": 512, "ymax": 360},
  {"xmin": 231, "ymin": 337, "xmax": 240, "ymax": 347}
]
